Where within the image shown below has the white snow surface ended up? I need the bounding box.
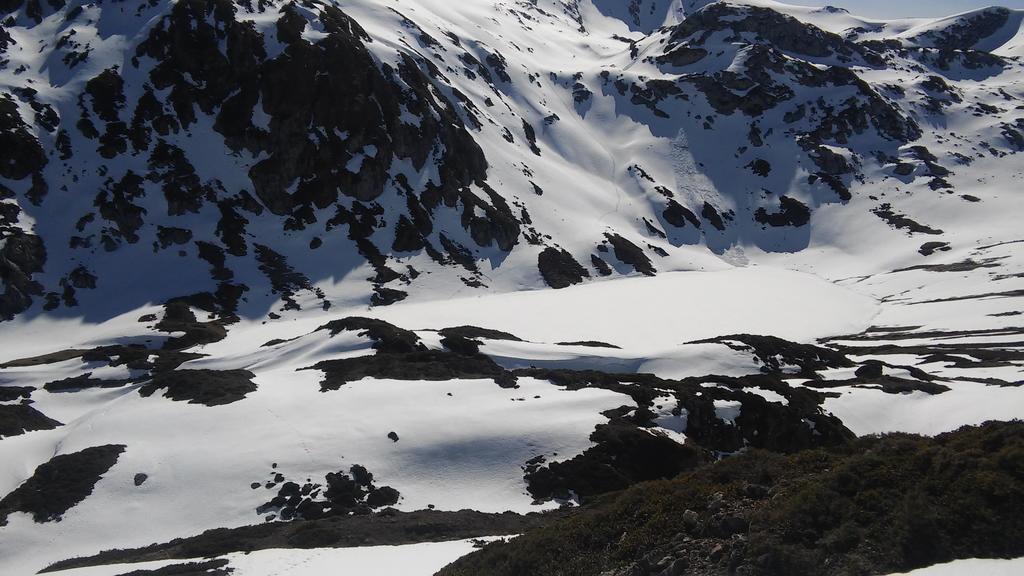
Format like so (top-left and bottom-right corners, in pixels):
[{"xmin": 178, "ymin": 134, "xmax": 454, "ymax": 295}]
[
  {"xmin": 44, "ymin": 537, "xmax": 507, "ymax": 576},
  {"xmin": 883, "ymin": 557, "xmax": 1024, "ymax": 576},
  {"xmin": 1, "ymin": 0, "xmax": 1023, "ymax": 574}
]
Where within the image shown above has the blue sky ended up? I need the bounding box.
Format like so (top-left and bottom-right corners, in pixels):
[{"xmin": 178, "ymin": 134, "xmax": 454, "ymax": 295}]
[{"xmin": 784, "ymin": 0, "xmax": 1024, "ymax": 18}]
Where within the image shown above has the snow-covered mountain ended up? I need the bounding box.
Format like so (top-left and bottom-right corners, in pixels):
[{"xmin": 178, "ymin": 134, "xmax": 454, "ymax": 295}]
[{"xmin": 1, "ymin": 0, "xmax": 1022, "ymax": 574}]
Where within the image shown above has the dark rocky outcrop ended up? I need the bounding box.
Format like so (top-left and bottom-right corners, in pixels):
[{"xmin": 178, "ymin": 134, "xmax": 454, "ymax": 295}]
[
  {"xmin": 0, "ymin": 445, "xmax": 125, "ymax": 525},
  {"xmin": 872, "ymin": 204, "xmax": 944, "ymax": 235},
  {"xmin": 907, "ymin": 7, "xmax": 1011, "ymax": 52},
  {"xmin": 44, "ymin": 373, "xmax": 130, "ymax": 392},
  {"xmin": 517, "ymin": 365, "xmax": 854, "ymax": 503},
  {"xmin": 0, "ymin": 93, "xmax": 47, "ymax": 181},
  {"xmin": 604, "ymin": 233, "xmax": 655, "ymax": 276},
  {"xmin": 701, "ymin": 202, "xmax": 727, "ymax": 231},
  {"xmin": 537, "ymin": 247, "xmax": 589, "ymax": 289},
  {"xmin": 255, "ymin": 463, "xmax": 400, "ymax": 521},
  {"xmin": 0, "ymin": 229, "xmax": 46, "ymax": 320},
  {"xmin": 663, "ymin": 200, "xmax": 701, "ymax": 228},
  {"xmin": 135, "ymin": 1, "xmax": 488, "ymax": 218},
  {"xmin": 525, "ymin": 420, "xmax": 706, "ymax": 503},
  {"xmin": 670, "ymin": 4, "xmax": 875, "ymax": 61},
  {"xmin": 308, "ymin": 350, "xmax": 515, "ymax": 391},
  {"xmin": 318, "ymin": 317, "xmax": 423, "ymax": 353},
  {"xmin": 0, "ymin": 404, "xmax": 62, "ymax": 438},
  {"xmin": 0, "ymin": 386, "xmax": 34, "ymax": 401},
  {"xmin": 154, "ymin": 299, "xmax": 230, "ymax": 350},
  {"xmin": 690, "ymin": 334, "xmax": 853, "ymax": 378},
  {"xmin": 253, "ymin": 244, "xmax": 319, "ymax": 312},
  {"xmin": 138, "ymin": 370, "xmax": 257, "ymax": 406},
  {"xmin": 754, "ymin": 196, "xmax": 810, "ymax": 227},
  {"xmin": 438, "ymin": 326, "xmax": 523, "ymax": 342}
]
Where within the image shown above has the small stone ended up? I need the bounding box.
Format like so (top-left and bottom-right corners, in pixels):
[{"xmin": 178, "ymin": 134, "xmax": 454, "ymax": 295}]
[
  {"xmin": 710, "ymin": 543, "xmax": 726, "ymax": 561},
  {"xmin": 387, "ymin": 431, "xmax": 400, "ymax": 442},
  {"xmin": 720, "ymin": 515, "xmax": 749, "ymax": 535},
  {"xmin": 744, "ymin": 483, "xmax": 770, "ymax": 499},
  {"xmin": 666, "ymin": 558, "xmax": 688, "ymax": 576},
  {"xmin": 708, "ymin": 492, "xmax": 725, "ymax": 513},
  {"xmin": 133, "ymin": 473, "xmax": 148, "ymax": 486},
  {"xmin": 855, "ymin": 360, "xmax": 885, "ymax": 379},
  {"xmin": 683, "ymin": 509, "xmax": 700, "ymax": 529},
  {"xmin": 893, "ymin": 162, "xmax": 915, "ymax": 176}
]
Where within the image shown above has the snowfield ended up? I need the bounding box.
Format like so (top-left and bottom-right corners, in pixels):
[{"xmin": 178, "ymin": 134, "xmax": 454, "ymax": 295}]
[
  {"xmin": 365, "ymin": 267, "xmax": 880, "ymax": 347},
  {"xmin": 1, "ymin": 0, "xmax": 1023, "ymax": 574},
  {"xmin": 43, "ymin": 538, "xmax": 508, "ymax": 576}
]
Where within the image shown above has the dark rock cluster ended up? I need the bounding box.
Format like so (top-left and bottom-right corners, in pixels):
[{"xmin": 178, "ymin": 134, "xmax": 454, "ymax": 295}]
[
  {"xmin": 308, "ymin": 316, "xmax": 517, "ymax": 390},
  {"xmin": 0, "ymin": 445, "xmax": 126, "ymax": 525},
  {"xmin": 254, "ymin": 463, "xmax": 400, "ymax": 521},
  {"xmin": 0, "ymin": 403, "xmax": 61, "ymax": 438},
  {"xmin": 138, "ymin": 369, "xmax": 258, "ymax": 406}
]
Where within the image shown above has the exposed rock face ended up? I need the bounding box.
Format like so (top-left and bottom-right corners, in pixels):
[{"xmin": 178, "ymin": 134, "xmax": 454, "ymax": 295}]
[
  {"xmin": 0, "ymin": 0, "xmax": 518, "ymax": 318},
  {"xmin": 604, "ymin": 233, "xmax": 655, "ymax": 276},
  {"xmin": 670, "ymin": 3, "xmax": 874, "ymax": 61},
  {"xmin": 135, "ymin": 1, "xmax": 487, "ymax": 215},
  {"xmin": 0, "ymin": 230, "xmax": 45, "ymax": 320},
  {"xmin": 754, "ymin": 196, "xmax": 810, "ymax": 227},
  {"xmin": 0, "ymin": 0, "xmax": 1017, "ymax": 322},
  {"xmin": 0, "ymin": 94, "xmax": 47, "ymax": 181},
  {"xmin": 138, "ymin": 369, "xmax": 258, "ymax": 406},
  {"xmin": 0, "ymin": 445, "xmax": 126, "ymax": 525},
  {"xmin": 537, "ymin": 247, "xmax": 590, "ymax": 289},
  {"xmin": 0, "ymin": 404, "xmax": 62, "ymax": 438},
  {"xmin": 907, "ymin": 7, "xmax": 1011, "ymax": 52}
]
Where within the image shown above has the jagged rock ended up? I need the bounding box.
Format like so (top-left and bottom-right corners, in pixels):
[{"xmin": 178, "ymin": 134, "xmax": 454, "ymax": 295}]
[
  {"xmin": 754, "ymin": 196, "xmax": 810, "ymax": 227},
  {"xmin": 872, "ymin": 204, "xmax": 943, "ymax": 235},
  {"xmin": 538, "ymin": 247, "xmax": 589, "ymax": 289},
  {"xmin": 0, "ymin": 94, "xmax": 47, "ymax": 180},
  {"xmin": 701, "ymin": 202, "xmax": 726, "ymax": 231},
  {"xmin": 919, "ymin": 241, "xmax": 951, "ymax": 256},
  {"xmin": 0, "ymin": 404, "xmax": 62, "ymax": 438},
  {"xmin": 591, "ymin": 254, "xmax": 613, "ymax": 276},
  {"xmin": 663, "ymin": 200, "xmax": 701, "ymax": 229},
  {"xmin": 670, "ymin": 4, "xmax": 875, "ymax": 61},
  {"xmin": 0, "ymin": 230, "xmax": 46, "ymax": 320},
  {"xmin": 655, "ymin": 45, "xmax": 708, "ymax": 67},
  {"xmin": 604, "ymin": 234, "xmax": 655, "ymax": 276}
]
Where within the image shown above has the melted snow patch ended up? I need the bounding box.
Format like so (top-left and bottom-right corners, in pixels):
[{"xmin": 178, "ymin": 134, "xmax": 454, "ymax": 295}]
[
  {"xmin": 713, "ymin": 399, "xmax": 742, "ymax": 425},
  {"xmin": 651, "ymin": 394, "xmax": 688, "ymax": 443},
  {"xmin": 746, "ymin": 387, "xmax": 787, "ymax": 405}
]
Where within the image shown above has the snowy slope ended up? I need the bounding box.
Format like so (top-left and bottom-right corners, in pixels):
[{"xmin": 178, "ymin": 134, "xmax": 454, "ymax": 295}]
[{"xmin": 1, "ymin": 0, "xmax": 1023, "ymax": 574}]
